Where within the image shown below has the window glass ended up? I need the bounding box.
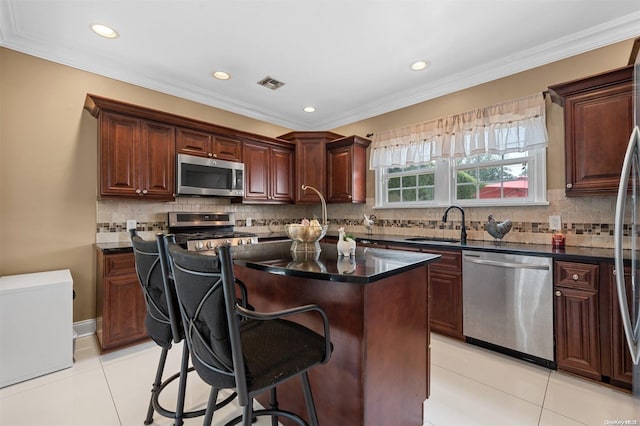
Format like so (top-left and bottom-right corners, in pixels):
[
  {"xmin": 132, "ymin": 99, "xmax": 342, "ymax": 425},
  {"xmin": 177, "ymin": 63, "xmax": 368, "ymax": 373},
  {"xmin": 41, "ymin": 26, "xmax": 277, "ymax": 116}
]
[{"xmin": 375, "ymin": 148, "xmax": 545, "ymax": 207}]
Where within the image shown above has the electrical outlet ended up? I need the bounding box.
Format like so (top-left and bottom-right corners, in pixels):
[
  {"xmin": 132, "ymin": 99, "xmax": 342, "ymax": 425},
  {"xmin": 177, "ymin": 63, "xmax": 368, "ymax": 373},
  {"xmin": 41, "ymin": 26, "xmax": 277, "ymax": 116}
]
[
  {"xmin": 246, "ymin": 217, "xmax": 252, "ymax": 227},
  {"xmin": 549, "ymin": 215, "xmax": 561, "ymax": 231},
  {"xmin": 126, "ymin": 219, "xmax": 137, "ymax": 231}
]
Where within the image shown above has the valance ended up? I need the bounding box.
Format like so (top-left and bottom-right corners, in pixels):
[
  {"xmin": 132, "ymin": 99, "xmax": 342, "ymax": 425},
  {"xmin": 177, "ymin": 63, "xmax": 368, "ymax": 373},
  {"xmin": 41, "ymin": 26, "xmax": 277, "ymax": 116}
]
[{"xmin": 369, "ymin": 93, "xmax": 548, "ymax": 169}]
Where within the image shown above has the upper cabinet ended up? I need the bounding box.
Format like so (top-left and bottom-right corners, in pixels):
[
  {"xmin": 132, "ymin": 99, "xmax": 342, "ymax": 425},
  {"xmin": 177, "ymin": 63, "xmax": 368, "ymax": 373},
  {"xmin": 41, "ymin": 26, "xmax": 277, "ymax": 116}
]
[
  {"xmin": 278, "ymin": 131, "xmax": 344, "ymax": 203},
  {"xmin": 326, "ymin": 135, "xmax": 371, "ymax": 203},
  {"xmin": 97, "ymin": 110, "xmax": 175, "ymax": 200},
  {"xmin": 549, "ymin": 65, "xmax": 634, "ymax": 197},
  {"xmin": 176, "ymin": 127, "xmax": 242, "ymax": 162},
  {"xmin": 242, "ymin": 139, "xmax": 294, "ymax": 204}
]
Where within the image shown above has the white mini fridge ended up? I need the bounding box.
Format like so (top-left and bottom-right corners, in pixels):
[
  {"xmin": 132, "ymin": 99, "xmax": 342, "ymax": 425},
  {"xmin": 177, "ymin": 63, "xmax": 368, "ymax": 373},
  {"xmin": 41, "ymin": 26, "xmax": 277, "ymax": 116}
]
[{"xmin": 0, "ymin": 269, "xmax": 74, "ymax": 388}]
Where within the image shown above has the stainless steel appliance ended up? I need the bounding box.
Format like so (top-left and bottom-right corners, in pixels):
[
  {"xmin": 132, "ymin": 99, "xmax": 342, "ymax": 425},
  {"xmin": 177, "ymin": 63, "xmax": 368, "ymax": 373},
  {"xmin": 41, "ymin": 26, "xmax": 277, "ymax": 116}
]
[
  {"xmin": 462, "ymin": 250, "xmax": 555, "ymax": 368},
  {"xmin": 614, "ymin": 49, "xmax": 640, "ymax": 396},
  {"xmin": 168, "ymin": 212, "xmax": 257, "ymax": 253},
  {"xmin": 176, "ymin": 153, "xmax": 244, "ymax": 197}
]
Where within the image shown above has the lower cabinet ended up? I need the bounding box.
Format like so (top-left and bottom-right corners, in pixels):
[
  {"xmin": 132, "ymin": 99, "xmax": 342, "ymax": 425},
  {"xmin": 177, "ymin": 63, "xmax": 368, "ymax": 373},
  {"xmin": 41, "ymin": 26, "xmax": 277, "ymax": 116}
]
[
  {"xmin": 554, "ymin": 261, "xmax": 601, "ymax": 380},
  {"xmin": 96, "ymin": 249, "xmax": 148, "ymax": 352},
  {"xmin": 426, "ymin": 249, "xmax": 463, "ymax": 340},
  {"xmin": 554, "ymin": 259, "xmax": 635, "ymax": 391},
  {"xmin": 385, "ymin": 244, "xmax": 463, "ymax": 340},
  {"xmin": 606, "ymin": 264, "xmax": 634, "ymax": 390}
]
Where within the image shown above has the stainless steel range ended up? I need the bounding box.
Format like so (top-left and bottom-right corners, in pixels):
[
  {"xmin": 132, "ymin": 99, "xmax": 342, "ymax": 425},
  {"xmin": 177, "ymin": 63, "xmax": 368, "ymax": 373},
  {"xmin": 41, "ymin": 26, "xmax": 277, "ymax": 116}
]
[{"xmin": 168, "ymin": 212, "xmax": 258, "ymax": 252}]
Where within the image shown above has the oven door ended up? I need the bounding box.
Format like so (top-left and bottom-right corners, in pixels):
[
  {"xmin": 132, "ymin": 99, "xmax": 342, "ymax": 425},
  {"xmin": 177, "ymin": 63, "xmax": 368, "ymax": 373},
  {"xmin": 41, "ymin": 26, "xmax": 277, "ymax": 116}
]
[{"xmin": 177, "ymin": 154, "xmax": 244, "ymax": 197}]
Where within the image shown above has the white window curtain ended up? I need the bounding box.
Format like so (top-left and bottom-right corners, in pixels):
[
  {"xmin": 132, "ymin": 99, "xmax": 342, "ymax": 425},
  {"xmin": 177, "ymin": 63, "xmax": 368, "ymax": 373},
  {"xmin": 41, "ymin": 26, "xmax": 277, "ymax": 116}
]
[{"xmin": 369, "ymin": 93, "xmax": 548, "ymax": 169}]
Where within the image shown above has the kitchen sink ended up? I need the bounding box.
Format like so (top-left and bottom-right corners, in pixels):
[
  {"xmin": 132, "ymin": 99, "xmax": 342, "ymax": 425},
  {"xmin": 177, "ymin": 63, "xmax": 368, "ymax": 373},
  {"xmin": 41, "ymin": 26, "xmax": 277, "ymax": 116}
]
[{"xmin": 404, "ymin": 237, "xmax": 460, "ymax": 244}]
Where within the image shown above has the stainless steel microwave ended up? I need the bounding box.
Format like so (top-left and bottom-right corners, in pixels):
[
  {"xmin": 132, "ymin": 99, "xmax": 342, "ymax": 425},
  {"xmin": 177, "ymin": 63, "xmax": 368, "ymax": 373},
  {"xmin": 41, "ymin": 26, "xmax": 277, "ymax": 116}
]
[{"xmin": 176, "ymin": 153, "xmax": 244, "ymax": 197}]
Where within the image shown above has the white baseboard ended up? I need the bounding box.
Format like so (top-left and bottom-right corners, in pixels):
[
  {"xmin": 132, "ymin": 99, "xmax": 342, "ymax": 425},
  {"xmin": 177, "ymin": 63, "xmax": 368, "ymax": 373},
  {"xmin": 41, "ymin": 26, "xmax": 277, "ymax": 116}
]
[{"xmin": 73, "ymin": 319, "xmax": 96, "ymax": 338}]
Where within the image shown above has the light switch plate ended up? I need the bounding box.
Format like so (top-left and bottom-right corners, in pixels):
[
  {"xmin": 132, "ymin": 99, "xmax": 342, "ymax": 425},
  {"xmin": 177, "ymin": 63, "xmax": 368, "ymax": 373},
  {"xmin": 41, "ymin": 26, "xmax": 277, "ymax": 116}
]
[
  {"xmin": 126, "ymin": 219, "xmax": 137, "ymax": 231},
  {"xmin": 246, "ymin": 217, "xmax": 252, "ymax": 227},
  {"xmin": 549, "ymin": 215, "xmax": 561, "ymax": 230}
]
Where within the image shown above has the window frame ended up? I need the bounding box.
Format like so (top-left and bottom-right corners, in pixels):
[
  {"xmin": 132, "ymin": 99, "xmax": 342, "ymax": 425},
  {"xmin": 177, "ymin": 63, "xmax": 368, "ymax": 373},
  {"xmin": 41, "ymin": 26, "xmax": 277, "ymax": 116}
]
[{"xmin": 374, "ymin": 147, "xmax": 547, "ymax": 209}]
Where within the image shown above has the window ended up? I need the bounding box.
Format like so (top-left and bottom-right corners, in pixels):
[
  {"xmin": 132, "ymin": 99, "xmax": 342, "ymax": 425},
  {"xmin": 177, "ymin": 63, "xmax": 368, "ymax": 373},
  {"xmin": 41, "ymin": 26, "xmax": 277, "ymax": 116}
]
[
  {"xmin": 384, "ymin": 163, "xmax": 436, "ymax": 204},
  {"xmin": 375, "ymin": 148, "xmax": 546, "ymax": 208},
  {"xmin": 370, "ymin": 93, "xmax": 548, "ymax": 208},
  {"xmin": 455, "ymin": 152, "xmax": 528, "ymax": 201}
]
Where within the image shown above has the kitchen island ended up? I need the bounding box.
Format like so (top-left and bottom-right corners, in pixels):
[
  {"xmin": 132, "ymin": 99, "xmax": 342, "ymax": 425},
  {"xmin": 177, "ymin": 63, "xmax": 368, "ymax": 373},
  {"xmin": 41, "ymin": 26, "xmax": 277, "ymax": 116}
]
[{"xmin": 231, "ymin": 241, "xmax": 440, "ymax": 426}]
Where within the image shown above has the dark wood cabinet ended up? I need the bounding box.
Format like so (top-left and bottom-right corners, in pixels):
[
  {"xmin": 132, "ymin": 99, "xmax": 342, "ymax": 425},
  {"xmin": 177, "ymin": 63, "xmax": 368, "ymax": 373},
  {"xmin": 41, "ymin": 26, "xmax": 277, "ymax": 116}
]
[
  {"xmin": 426, "ymin": 249, "xmax": 464, "ymax": 340},
  {"xmin": 549, "ymin": 65, "xmax": 634, "ymax": 197},
  {"xmin": 176, "ymin": 127, "xmax": 242, "ymax": 161},
  {"xmin": 99, "ymin": 111, "xmax": 175, "ymax": 200},
  {"xmin": 326, "ymin": 135, "xmax": 370, "ymax": 203},
  {"xmin": 605, "ymin": 264, "xmax": 634, "ymax": 389},
  {"xmin": 242, "ymin": 140, "xmax": 294, "ymax": 203},
  {"xmin": 278, "ymin": 131, "xmax": 343, "ymax": 203},
  {"xmin": 96, "ymin": 250, "xmax": 148, "ymax": 352},
  {"xmin": 554, "ymin": 261, "xmax": 601, "ymax": 380},
  {"xmin": 384, "ymin": 244, "xmax": 463, "ymax": 340}
]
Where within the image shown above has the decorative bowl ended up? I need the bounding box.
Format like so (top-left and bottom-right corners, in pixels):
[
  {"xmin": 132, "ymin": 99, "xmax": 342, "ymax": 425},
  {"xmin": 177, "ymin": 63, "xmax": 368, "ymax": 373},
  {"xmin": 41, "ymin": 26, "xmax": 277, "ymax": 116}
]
[{"xmin": 284, "ymin": 223, "xmax": 328, "ymax": 253}]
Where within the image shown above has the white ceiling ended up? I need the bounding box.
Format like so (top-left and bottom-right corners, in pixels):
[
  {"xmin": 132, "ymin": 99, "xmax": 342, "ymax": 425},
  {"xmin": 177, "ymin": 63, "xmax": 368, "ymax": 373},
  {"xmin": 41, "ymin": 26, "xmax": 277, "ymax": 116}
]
[{"xmin": 1, "ymin": 1, "xmax": 639, "ymax": 130}]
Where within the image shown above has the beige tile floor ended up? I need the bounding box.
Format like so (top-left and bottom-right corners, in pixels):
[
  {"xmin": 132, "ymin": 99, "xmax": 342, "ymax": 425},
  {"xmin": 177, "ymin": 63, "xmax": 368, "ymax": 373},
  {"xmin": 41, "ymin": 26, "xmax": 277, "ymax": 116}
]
[
  {"xmin": 425, "ymin": 334, "xmax": 640, "ymax": 426},
  {"xmin": 0, "ymin": 333, "xmax": 638, "ymax": 426}
]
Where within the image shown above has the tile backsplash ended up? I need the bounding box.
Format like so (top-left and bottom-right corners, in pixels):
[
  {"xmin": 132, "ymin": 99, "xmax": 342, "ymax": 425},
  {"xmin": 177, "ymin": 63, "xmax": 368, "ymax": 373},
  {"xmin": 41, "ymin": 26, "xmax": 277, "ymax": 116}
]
[{"xmin": 96, "ymin": 189, "xmax": 620, "ymax": 248}]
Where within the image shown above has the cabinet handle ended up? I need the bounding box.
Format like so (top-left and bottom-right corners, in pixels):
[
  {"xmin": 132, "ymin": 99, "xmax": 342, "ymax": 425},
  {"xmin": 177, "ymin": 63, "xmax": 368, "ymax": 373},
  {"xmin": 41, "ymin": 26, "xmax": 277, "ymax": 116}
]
[
  {"xmin": 572, "ymin": 274, "xmax": 579, "ymax": 281},
  {"xmin": 555, "ymin": 290, "xmax": 562, "ymax": 297},
  {"xmin": 566, "ymin": 183, "xmax": 573, "ymax": 189},
  {"xmin": 142, "ymin": 189, "xmax": 148, "ymax": 195},
  {"xmin": 613, "ymin": 269, "xmax": 616, "ymax": 276},
  {"xmin": 135, "ymin": 189, "xmax": 142, "ymax": 194},
  {"xmin": 208, "ymin": 153, "xmax": 213, "ymax": 157},
  {"xmin": 213, "ymin": 153, "xmax": 218, "ymax": 158}
]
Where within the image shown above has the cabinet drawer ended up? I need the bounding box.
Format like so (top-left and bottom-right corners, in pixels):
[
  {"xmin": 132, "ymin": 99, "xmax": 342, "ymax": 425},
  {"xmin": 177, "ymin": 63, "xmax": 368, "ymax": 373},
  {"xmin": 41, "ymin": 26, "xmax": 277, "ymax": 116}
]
[
  {"xmin": 423, "ymin": 249, "xmax": 461, "ymax": 270},
  {"xmin": 104, "ymin": 252, "xmax": 136, "ymax": 276},
  {"xmin": 555, "ymin": 261, "xmax": 598, "ymax": 290}
]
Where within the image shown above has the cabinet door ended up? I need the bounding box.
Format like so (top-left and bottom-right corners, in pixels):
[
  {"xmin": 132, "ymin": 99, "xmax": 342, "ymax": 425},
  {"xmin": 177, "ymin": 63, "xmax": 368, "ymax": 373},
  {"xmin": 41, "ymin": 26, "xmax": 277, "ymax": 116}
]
[
  {"xmin": 98, "ymin": 252, "xmax": 147, "ymax": 352},
  {"xmin": 270, "ymin": 146, "xmax": 294, "ymax": 203},
  {"xmin": 176, "ymin": 127, "xmax": 212, "ymax": 157},
  {"xmin": 100, "ymin": 112, "xmax": 140, "ymax": 196},
  {"xmin": 213, "ymin": 135, "xmax": 242, "ymax": 161},
  {"xmin": 102, "ymin": 274, "xmax": 147, "ymax": 351},
  {"xmin": 140, "ymin": 120, "xmax": 175, "ymax": 199},
  {"xmin": 327, "ymin": 145, "xmax": 353, "ymax": 202},
  {"xmin": 565, "ymin": 85, "xmax": 632, "ymax": 195},
  {"xmin": 243, "ymin": 142, "xmax": 270, "ymax": 201},
  {"xmin": 610, "ymin": 265, "xmax": 633, "ymax": 389},
  {"xmin": 296, "ymin": 139, "xmax": 327, "ymax": 202},
  {"xmin": 549, "ymin": 65, "xmax": 634, "ymax": 196},
  {"xmin": 427, "ymin": 249, "xmax": 463, "ymax": 340},
  {"xmin": 555, "ymin": 286, "xmax": 601, "ymax": 380},
  {"xmin": 429, "ymin": 268, "xmax": 463, "ymax": 339}
]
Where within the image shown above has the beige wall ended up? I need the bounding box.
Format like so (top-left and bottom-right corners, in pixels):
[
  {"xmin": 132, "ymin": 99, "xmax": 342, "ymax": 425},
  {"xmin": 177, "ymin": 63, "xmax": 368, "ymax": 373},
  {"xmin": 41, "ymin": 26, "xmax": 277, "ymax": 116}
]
[
  {"xmin": 0, "ymin": 48, "xmax": 289, "ymax": 321},
  {"xmin": 0, "ymin": 38, "xmax": 635, "ymax": 322},
  {"xmin": 333, "ymin": 38, "xmax": 635, "ymax": 192}
]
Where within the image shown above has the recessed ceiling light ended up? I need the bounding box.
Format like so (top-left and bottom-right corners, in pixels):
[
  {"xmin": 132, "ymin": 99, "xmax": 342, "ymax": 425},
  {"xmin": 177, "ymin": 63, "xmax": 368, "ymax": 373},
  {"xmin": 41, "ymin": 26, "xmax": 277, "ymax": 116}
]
[
  {"xmin": 90, "ymin": 24, "xmax": 119, "ymax": 39},
  {"xmin": 212, "ymin": 71, "xmax": 231, "ymax": 80},
  {"xmin": 303, "ymin": 106, "xmax": 316, "ymax": 113},
  {"xmin": 410, "ymin": 60, "xmax": 430, "ymax": 71}
]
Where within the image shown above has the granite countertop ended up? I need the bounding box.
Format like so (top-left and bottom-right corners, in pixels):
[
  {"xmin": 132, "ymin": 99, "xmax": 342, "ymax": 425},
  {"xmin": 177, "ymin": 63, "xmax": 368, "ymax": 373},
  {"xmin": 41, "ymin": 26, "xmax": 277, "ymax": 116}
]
[
  {"xmin": 318, "ymin": 232, "xmax": 624, "ymax": 263},
  {"xmin": 232, "ymin": 241, "xmax": 440, "ymax": 284},
  {"xmin": 96, "ymin": 230, "xmax": 625, "ymax": 263}
]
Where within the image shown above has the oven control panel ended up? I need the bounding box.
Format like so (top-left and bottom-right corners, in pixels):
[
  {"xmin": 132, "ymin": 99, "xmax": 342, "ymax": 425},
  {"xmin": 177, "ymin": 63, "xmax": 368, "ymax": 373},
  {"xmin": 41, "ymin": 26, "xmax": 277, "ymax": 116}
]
[{"xmin": 186, "ymin": 236, "xmax": 258, "ymax": 252}]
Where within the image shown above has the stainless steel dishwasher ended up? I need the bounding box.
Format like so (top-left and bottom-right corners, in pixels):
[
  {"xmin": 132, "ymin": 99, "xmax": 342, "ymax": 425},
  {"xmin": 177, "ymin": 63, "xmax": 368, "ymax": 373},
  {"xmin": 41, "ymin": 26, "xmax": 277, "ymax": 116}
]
[{"xmin": 462, "ymin": 250, "xmax": 555, "ymax": 368}]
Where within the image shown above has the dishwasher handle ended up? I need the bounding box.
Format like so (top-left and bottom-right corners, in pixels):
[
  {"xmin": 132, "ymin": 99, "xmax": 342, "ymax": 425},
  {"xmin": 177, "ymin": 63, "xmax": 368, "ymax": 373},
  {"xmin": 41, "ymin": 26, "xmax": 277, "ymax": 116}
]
[{"xmin": 463, "ymin": 254, "xmax": 550, "ymax": 271}]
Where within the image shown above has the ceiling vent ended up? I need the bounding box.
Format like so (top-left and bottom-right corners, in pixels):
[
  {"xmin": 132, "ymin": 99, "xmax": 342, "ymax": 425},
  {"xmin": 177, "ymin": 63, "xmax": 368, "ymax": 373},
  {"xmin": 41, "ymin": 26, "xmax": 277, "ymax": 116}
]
[{"xmin": 257, "ymin": 76, "xmax": 285, "ymax": 90}]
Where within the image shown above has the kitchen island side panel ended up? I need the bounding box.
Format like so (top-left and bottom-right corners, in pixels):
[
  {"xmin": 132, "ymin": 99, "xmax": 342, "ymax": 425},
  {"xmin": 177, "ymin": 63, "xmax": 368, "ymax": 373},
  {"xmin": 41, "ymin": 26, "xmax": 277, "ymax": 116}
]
[
  {"xmin": 363, "ymin": 264, "xmax": 429, "ymax": 426},
  {"xmin": 233, "ymin": 263, "xmax": 429, "ymax": 426}
]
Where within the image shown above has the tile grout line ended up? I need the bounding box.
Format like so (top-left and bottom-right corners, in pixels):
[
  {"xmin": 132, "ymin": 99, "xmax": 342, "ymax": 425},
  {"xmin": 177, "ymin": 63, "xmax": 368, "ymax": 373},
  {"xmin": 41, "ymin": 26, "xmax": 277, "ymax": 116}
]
[
  {"xmin": 430, "ymin": 361, "xmax": 546, "ymax": 410},
  {"xmin": 99, "ymin": 356, "xmax": 124, "ymax": 426}
]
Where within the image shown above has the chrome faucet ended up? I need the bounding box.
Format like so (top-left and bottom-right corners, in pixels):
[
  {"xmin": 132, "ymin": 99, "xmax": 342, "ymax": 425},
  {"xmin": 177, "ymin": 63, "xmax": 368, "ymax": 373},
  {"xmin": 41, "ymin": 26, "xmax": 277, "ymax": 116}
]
[{"xmin": 442, "ymin": 205, "xmax": 467, "ymax": 245}]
